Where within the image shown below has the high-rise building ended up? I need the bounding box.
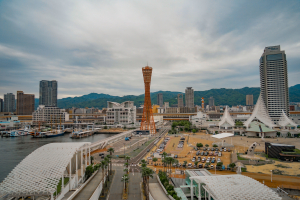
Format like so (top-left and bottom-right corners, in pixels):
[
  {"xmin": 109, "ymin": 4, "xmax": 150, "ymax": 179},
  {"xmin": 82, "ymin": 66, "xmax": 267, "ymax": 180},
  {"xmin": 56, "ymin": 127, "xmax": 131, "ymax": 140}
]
[
  {"xmin": 185, "ymin": 87, "xmax": 194, "ymax": 108},
  {"xmin": 39, "ymin": 80, "xmax": 57, "ymax": 107},
  {"xmin": 246, "ymin": 95, "xmax": 253, "ymax": 106},
  {"xmin": 178, "ymin": 94, "xmax": 184, "ymax": 108},
  {"xmin": 16, "ymin": 91, "xmax": 35, "ymax": 115},
  {"xmin": 209, "ymin": 96, "xmax": 215, "ymax": 108},
  {"xmin": 4, "ymin": 93, "xmax": 15, "ymax": 112},
  {"xmin": 260, "ymin": 45, "xmax": 289, "ymax": 122},
  {"xmin": 0, "ymin": 98, "xmax": 3, "ymax": 112},
  {"xmin": 157, "ymin": 93, "xmax": 163, "ymax": 107}
]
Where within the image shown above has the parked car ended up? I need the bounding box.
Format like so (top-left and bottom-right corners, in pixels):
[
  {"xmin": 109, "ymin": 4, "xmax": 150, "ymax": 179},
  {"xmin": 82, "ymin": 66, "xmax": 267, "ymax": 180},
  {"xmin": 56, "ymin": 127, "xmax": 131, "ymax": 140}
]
[
  {"xmin": 201, "ymin": 151, "xmax": 204, "ymax": 156},
  {"xmin": 197, "ymin": 157, "xmax": 201, "ymax": 162},
  {"xmin": 174, "ymin": 155, "xmax": 178, "ymax": 158},
  {"xmin": 196, "ymin": 151, "xmax": 200, "ymax": 156},
  {"xmin": 227, "ymin": 148, "xmax": 231, "ymax": 152},
  {"xmin": 202, "ymin": 158, "xmax": 206, "ymax": 163},
  {"xmin": 198, "ymin": 164, "xmax": 203, "ymax": 168},
  {"xmin": 188, "ymin": 163, "xmax": 192, "ymax": 168},
  {"xmin": 211, "ymin": 159, "xmax": 215, "ymax": 163},
  {"xmin": 217, "ymin": 158, "xmax": 221, "ymax": 163},
  {"xmin": 209, "ymin": 152, "xmax": 213, "ymax": 156},
  {"xmin": 192, "ymin": 157, "xmax": 196, "ymax": 162},
  {"xmin": 147, "ymin": 157, "xmax": 152, "ymax": 160},
  {"xmin": 211, "ymin": 165, "xmax": 214, "ymax": 169},
  {"xmin": 206, "ymin": 159, "xmax": 210, "ymax": 163},
  {"xmin": 215, "ymin": 148, "xmax": 219, "ymax": 151},
  {"xmin": 224, "ymin": 148, "xmax": 227, "ymax": 152},
  {"xmin": 218, "ymin": 152, "xmax": 222, "ymax": 157},
  {"xmin": 211, "ymin": 148, "xmax": 215, "ymax": 151},
  {"xmin": 207, "ymin": 148, "xmax": 210, "ymax": 151},
  {"xmin": 203, "ymin": 147, "xmax": 207, "ymax": 151},
  {"xmin": 204, "ymin": 152, "xmax": 208, "ymax": 156}
]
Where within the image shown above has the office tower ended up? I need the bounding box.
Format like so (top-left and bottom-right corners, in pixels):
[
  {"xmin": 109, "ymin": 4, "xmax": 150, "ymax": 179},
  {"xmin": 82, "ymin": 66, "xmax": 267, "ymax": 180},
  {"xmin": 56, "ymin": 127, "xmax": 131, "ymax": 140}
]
[
  {"xmin": 157, "ymin": 93, "xmax": 163, "ymax": 107},
  {"xmin": 0, "ymin": 98, "xmax": 3, "ymax": 112},
  {"xmin": 178, "ymin": 94, "xmax": 184, "ymax": 108},
  {"xmin": 39, "ymin": 80, "xmax": 57, "ymax": 106},
  {"xmin": 185, "ymin": 87, "xmax": 194, "ymax": 108},
  {"xmin": 209, "ymin": 96, "xmax": 215, "ymax": 107},
  {"xmin": 4, "ymin": 93, "xmax": 15, "ymax": 112},
  {"xmin": 246, "ymin": 95, "xmax": 253, "ymax": 106},
  {"xmin": 260, "ymin": 45, "xmax": 289, "ymax": 122},
  {"xmin": 16, "ymin": 91, "xmax": 35, "ymax": 115},
  {"xmin": 164, "ymin": 102, "xmax": 169, "ymax": 109}
]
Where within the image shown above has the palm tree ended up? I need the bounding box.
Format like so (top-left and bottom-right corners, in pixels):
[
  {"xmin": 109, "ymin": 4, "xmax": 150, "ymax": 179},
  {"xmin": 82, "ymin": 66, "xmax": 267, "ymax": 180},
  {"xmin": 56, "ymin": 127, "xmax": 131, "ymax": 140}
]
[
  {"xmin": 107, "ymin": 148, "xmax": 114, "ymax": 175},
  {"xmin": 123, "ymin": 168, "xmax": 129, "ymax": 174},
  {"xmin": 141, "ymin": 167, "xmax": 154, "ymax": 200},
  {"xmin": 124, "ymin": 162, "xmax": 129, "ymax": 168},
  {"xmin": 104, "ymin": 156, "xmax": 110, "ymax": 181},
  {"xmin": 90, "ymin": 156, "xmax": 94, "ymax": 165},
  {"xmin": 194, "ymin": 161, "xmax": 199, "ymax": 168},
  {"xmin": 121, "ymin": 174, "xmax": 129, "ymax": 192},
  {"xmin": 125, "ymin": 156, "xmax": 131, "ymax": 164},
  {"xmin": 140, "ymin": 159, "xmax": 147, "ymax": 168}
]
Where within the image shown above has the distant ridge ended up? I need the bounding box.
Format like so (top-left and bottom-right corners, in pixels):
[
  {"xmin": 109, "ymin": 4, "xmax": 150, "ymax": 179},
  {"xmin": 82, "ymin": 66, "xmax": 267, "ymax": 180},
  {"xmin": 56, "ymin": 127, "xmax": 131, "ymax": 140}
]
[{"xmin": 34, "ymin": 84, "xmax": 300, "ymax": 109}]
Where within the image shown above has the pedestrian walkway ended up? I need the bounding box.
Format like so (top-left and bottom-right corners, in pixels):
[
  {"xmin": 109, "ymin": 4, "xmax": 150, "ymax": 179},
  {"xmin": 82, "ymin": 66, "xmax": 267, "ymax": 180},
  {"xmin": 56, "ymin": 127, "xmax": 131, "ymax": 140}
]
[{"xmin": 73, "ymin": 171, "xmax": 103, "ymax": 200}]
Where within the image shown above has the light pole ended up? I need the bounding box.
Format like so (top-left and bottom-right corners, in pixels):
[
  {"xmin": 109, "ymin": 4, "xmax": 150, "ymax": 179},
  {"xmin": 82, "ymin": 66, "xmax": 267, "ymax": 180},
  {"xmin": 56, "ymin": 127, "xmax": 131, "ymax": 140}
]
[
  {"xmin": 124, "ymin": 143, "xmax": 125, "ymax": 156},
  {"xmin": 270, "ymin": 170, "xmax": 273, "ymax": 182}
]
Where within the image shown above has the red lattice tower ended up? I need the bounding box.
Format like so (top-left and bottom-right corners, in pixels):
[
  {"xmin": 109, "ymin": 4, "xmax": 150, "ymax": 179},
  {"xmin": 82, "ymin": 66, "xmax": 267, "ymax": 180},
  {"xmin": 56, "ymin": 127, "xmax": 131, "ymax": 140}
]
[{"xmin": 140, "ymin": 66, "xmax": 156, "ymax": 135}]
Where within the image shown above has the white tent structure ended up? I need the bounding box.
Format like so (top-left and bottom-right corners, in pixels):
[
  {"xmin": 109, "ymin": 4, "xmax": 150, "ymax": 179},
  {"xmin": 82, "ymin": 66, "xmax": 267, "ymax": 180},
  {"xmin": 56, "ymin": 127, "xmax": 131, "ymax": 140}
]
[
  {"xmin": 244, "ymin": 94, "xmax": 275, "ymax": 128},
  {"xmin": 0, "ymin": 142, "xmax": 91, "ymax": 200},
  {"xmin": 189, "ymin": 175, "xmax": 282, "ymax": 200},
  {"xmin": 211, "ymin": 132, "xmax": 234, "ymax": 146},
  {"xmin": 278, "ymin": 110, "xmax": 298, "ymax": 129},
  {"xmin": 218, "ymin": 106, "xmax": 235, "ymax": 129}
]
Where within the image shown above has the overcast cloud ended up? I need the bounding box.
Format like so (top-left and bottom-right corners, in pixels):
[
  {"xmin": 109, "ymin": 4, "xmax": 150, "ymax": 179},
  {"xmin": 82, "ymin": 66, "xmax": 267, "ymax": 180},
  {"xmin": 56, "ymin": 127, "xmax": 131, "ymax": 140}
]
[{"xmin": 0, "ymin": 0, "xmax": 300, "ymax": 98}]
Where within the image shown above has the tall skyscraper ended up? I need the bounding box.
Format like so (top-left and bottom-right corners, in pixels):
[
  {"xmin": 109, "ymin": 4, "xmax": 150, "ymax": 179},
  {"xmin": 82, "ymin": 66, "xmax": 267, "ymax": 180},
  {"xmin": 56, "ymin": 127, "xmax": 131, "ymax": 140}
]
[
  {"xmin": 209, "ymin": 96, "xmax": 215, "ymax": 107},
  {"xmin": 260, "ymin": 45, "xmax": 289, "ymax": 122},
  {"xmin": 246, "ymin": 95, "xmax": 253, "ymax": 106},
  {"xmin": 4, "ymin": 93, "xmax": 15, "ymax": 112},
  {"xmin": 185, "ymin": 87, "xmax": 194, "ymax": 108},
  {"xmin": 157, "ymin": 93, "xmax": 163, "ymax": 107},
  {"xmin": 17, "ymin": 91, "xmax": 35, "ymax": 115},
  {"xmin": 177, "ymin": 94, "xmax": 184, "ymax": 108},
  {"xmin": 39, "ymin": 80, "xmax": 57, "ymax": 107},
  {"xmin": 0, "ymin": 98, "xmax": 3, "ymax": 112}
]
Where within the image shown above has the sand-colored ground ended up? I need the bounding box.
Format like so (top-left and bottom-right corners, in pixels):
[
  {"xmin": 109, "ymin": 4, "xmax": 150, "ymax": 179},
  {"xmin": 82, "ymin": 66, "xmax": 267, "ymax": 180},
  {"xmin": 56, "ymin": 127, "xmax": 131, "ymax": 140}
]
[
  {"xmin": 144, "ymin": 131, "xmax": 231, "ymax": 169},
  {"xmin": 98, "ymin": 128, "xmax": 125, "ymax": 132}
]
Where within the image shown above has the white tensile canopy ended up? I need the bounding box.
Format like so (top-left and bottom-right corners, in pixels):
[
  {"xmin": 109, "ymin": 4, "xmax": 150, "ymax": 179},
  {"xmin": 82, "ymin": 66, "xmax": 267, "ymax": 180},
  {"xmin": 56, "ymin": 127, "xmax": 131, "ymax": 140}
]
[
  {"xmin": 211, "ymin": 132, "xmax": 234, "ymax": 146},
  {"xmin": 190, "ymin": 175, "xmax": 282, "ymax": 200},
  {"xmin": 278, "ymin": 110, "xmax": 298, "ymax": 128},
  {"xmin": 218, "ymin": 106, "xmax": 235, "ymax": 129},
  {"xmin": 244, "ymin": 94, "xmax": 275, "ymax": 128},
  {"xmin": 0, "ymin": 142, "xmax": 90, "ymax": 199}
]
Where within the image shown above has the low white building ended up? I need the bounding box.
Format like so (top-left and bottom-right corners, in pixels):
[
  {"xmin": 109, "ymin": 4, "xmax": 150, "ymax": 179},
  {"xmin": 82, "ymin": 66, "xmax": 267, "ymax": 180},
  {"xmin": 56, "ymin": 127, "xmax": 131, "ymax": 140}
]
[
  {"xmin": 32, "ymin": 105, "xmax": 69, "ymax": 123},
  {"xmin": 106, "ymin": 101, "xmax": 136, "ymax": 125}
]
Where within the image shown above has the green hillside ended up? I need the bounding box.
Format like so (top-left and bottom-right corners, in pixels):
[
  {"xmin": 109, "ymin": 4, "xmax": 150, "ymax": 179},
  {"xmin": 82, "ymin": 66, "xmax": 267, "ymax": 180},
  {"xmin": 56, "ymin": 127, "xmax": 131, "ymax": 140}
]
[{"xmin": 34, "ymin": 84, "xmax": 300, "ymax": 109}]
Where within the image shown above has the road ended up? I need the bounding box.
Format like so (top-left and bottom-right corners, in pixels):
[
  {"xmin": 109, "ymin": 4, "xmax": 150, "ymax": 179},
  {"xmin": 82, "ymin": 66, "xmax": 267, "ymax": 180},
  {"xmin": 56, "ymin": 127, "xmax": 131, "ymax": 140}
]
[
  {"xmin": 107, "ymin": 166, "xmax": 124, "ymax": 200},
  {"xmin": 128, "ymin": 172, "xmax": 142, "ymax": 200}
]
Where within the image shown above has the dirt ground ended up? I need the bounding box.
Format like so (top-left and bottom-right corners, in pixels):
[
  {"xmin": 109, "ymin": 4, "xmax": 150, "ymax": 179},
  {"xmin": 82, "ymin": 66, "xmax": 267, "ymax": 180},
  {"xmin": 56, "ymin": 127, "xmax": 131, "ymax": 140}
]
[{"xmin": 144, "ymin": 131, "xmax": 231, "ymax": 169}]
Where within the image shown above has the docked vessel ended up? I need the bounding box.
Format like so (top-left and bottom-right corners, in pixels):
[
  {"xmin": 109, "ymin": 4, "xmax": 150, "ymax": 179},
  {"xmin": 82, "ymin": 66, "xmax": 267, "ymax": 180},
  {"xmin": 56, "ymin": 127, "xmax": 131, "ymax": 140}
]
[{"xmin": 9, "ymin": 131, "xmax": 20, "ymax": 137}]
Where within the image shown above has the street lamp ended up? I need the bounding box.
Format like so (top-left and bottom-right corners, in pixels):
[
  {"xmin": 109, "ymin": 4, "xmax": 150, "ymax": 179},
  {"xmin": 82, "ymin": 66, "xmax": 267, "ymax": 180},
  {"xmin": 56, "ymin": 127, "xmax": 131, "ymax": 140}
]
[
  {"xmin": 270, "ymin": 170, "xmax": 273, "ymax": 182},
  {"xmin": 124, "ymin": 143, "xmax": 125, "ymax": 156}
]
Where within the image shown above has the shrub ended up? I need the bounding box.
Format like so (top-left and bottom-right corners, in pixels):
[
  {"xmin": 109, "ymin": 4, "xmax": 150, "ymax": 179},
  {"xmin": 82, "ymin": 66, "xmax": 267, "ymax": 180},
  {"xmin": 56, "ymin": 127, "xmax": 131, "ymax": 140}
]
[
  {"xmin": 166, "ymin": 185, "xmax": 174, "ymax": 191},
  {"xmin": 213, "ymin": 144, "xmax": 218, "ymax": 147}
]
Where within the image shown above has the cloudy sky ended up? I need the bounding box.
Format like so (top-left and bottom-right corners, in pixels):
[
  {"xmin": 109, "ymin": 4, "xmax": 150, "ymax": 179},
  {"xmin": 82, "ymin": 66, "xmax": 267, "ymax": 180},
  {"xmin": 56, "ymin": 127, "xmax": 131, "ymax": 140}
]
[{"xmin": 0, "ymin": 0, "xmax": 300, "ymax": 99}]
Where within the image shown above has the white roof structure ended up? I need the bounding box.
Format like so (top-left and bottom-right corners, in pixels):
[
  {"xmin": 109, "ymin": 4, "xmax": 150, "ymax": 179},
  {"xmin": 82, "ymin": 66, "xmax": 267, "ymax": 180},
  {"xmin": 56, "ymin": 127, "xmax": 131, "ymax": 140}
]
[
  {"xmin": 278, "ymin": 110, "xmax": 298, "ymax": 127},
  {"xmin": 0, "ymin": 142, "xmax": 90, "ymax": 198},
  {"xmin": 190, "ymin": 175, "xmax": 281, "ymax": 200},
  {"xmin": 218, "ymin": 106, "xmax": 235, "ymax": 128},
  {"xmin": 244, "ymin": 94, "xmax": 275, "ymax": 128},
  {"xmin": 211, "ymin": 132, "xmax": 234, "ymax": 139}
]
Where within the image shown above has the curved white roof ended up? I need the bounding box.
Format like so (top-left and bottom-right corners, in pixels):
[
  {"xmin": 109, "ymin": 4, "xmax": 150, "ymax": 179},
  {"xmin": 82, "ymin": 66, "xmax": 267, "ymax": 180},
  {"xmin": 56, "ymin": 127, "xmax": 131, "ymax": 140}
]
[
  {"xmin": 0, "ymin": 142, "xmax": 90, "ymax": 198},
  {"xmin": 278, "ymin": 110, "xmax": 298, "ymax": 127},
  {"xmin": 211, "ymin": 132, "xmax": 234, "ymax": 139},
  {"xmin": 218, "ymin": 106, "xmax": 235, "ymax": 127},
  {"xmin": 244, "ymin": 94, "xmax": 275, "ymax": 128},
  {"xmin": 191, "ymin": 175, "xmax": 281, "ymax": 200}
]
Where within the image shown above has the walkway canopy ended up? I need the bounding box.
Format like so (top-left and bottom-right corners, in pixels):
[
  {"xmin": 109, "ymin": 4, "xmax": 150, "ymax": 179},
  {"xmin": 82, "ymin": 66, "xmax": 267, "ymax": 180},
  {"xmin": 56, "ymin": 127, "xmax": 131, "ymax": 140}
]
[
  {"xmin": 218, "ymin": 106, "xmax": 235, "ymax": 129},
  {"xmin": 211, "ymin": 132, "xmax": 234, "ymax": 139},
  {"xmin": 190, "ymin": 174, "xmax": 281, "ymax": 200},
  {"xmin": 0, "ymin": 142, "xmax": 90, "ymax": 199},
  {"xmin": 244, "ymin": 94, "xmax": 275, "ymax": 128}
]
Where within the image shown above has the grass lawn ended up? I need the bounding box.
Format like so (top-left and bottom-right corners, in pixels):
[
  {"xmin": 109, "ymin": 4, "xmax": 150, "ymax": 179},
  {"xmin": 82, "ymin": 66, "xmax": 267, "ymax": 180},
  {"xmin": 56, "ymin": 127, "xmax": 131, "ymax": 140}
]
[{"xmin": 237, "ymin": 153, "xmax": 249, "ymax": 160}]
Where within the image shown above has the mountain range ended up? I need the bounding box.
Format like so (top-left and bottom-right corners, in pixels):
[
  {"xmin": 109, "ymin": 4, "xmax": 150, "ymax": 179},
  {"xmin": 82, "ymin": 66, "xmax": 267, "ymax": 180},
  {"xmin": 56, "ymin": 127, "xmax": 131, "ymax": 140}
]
[{"xmin": 34, "ymin": 84, "xmax": 300, "ymax": 110}]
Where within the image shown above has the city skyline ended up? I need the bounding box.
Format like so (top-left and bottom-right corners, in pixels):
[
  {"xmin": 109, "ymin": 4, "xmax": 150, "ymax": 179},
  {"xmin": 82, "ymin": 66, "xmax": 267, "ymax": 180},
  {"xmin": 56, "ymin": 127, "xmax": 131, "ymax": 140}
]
[{"xmin": 1, "ymin": 1, "xmax": 300, "ymax": 99}]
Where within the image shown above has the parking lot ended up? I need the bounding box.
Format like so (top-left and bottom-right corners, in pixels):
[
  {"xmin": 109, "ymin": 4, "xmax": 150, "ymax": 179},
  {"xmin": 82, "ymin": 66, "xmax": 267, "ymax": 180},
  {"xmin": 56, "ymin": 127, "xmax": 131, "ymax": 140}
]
[{"xmin": 143, "ymin": 134, "xmax": 232, "ymax": 172}]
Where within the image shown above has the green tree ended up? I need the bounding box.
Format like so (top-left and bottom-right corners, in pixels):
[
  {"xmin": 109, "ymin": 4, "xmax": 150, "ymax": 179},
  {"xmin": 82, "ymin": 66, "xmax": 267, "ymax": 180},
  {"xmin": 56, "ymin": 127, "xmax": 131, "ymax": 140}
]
[
  {"xmin": 85, "ymin": 165, "xmax": 94, "ymax": 180},
  {"xmin": 194, "ymin": 161, "xmax": 199, "ymax": 168},
  {"xmin": 192, "ymin": 129, "xmax": 197, "ymax": 134},
  {"xmin": 229, "ymin": 163, "xmax": 236, "ymax": 171},
  {"xmin": 196, "ymin": 143, "xmax": 203, "ymax": 149},
  {"xmin": 125, "ymin": 155, "xmax": 131, "ymax": 164},
  {"xmin": 141, "ymin": 167, "xmax": 154, "ymax": 200},
  {"xmin": 140, "ymin": 159, "xmax": 147, "ymax": 168},
  {"xmin": 121, "ymin": 174, "xmax": 129, "ymax": 191},
  {"xmin": 205, "ymin": 144, "xmax": 209, "ymax": 147},
  {"xmin": 107, "ymin": 148, "xmax": 114, "ymax": 175},
  {"xmin": 213, "ymin": 144, "xmax": 218, "ymax": 147},
  {"xmin": 90, "ymin": 156, "xmax": 94, "ymax": 165},
  {"xmin": 152, "ymin": 157, "xmax": 158, "ymax": 166},
  {"xmin": 123, "ymin": 168, "xmax": 129, "ymax": 174}
]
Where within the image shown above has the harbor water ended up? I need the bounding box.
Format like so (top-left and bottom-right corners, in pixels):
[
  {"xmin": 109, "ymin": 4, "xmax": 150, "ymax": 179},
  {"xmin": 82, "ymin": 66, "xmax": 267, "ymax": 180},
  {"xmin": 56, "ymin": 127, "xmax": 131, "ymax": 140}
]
[{"xmin": 0, "ymin": 133, "xmax": 115, "ymax": 182}]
